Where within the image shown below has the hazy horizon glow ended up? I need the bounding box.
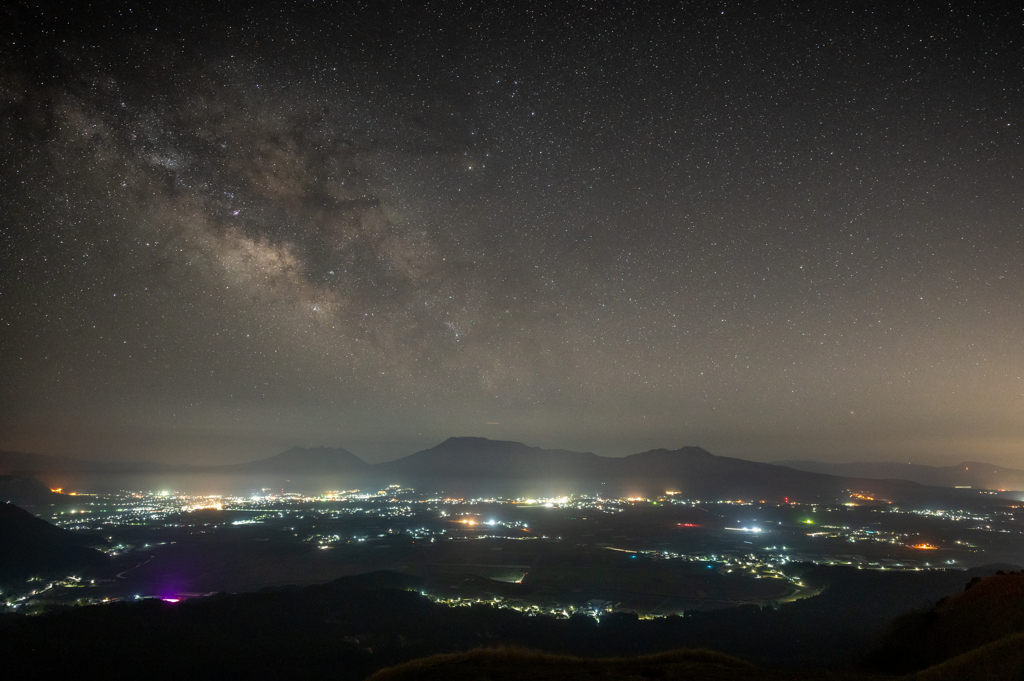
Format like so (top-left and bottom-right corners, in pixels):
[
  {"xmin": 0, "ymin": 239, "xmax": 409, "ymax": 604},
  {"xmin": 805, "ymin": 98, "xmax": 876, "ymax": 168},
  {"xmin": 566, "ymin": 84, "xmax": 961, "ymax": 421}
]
[{"xmin": 2, "ymin": 3, "xmax": 1022, "ymax": 466}]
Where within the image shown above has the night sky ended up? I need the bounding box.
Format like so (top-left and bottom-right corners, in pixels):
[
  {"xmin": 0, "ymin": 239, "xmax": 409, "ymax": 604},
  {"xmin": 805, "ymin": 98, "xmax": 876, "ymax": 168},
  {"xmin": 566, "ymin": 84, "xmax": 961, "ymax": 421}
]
[{"xmin": 2, "ymin": 2, "xmax": 1021, "ymax": 466}]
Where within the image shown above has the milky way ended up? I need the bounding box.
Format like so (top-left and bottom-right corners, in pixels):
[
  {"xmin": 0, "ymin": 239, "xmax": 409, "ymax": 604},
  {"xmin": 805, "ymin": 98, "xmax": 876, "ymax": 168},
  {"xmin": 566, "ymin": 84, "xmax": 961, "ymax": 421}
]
[{"xmin": 1, "ymin": 2, "xmax": 1022, "ymax": 464}]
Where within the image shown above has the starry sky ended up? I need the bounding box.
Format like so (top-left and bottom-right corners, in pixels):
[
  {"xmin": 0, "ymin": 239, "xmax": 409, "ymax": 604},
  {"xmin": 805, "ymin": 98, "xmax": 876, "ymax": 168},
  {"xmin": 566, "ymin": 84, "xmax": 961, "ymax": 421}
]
[{"xmin": 1, "ymin": 1, "xmax": 1022, "ymax": 466}]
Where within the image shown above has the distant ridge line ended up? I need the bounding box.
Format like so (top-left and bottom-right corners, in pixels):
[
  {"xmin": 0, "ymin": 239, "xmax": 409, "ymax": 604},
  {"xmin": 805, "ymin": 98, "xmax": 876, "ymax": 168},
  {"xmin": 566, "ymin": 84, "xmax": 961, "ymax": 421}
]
[
  {"xmin": 1, "ymin": 438, "xmax": 1019, "ymax": 500},
  {"xmin": 778, "ymin": 459, "xmax": 1024, "ymax": 492}
]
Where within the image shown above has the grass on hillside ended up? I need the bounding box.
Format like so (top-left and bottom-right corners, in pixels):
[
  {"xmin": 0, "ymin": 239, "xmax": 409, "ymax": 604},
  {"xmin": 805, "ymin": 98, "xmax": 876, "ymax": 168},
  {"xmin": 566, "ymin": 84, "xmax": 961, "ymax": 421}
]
[
  {"xmin": 907, "ymin": 631, "xmax": 1024, "ymax": 681},
  {"xmin": 866, "ymin": 571, "xmax": 1024, "ymax": 673},
  {"xmin": 364, "ymin": 646, "xmax": 891, "ymax": 681}
]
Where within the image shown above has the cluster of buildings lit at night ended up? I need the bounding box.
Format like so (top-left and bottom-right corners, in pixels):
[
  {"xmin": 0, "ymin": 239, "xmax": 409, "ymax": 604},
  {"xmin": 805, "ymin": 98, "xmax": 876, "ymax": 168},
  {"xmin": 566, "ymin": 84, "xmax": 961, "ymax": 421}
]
[{"xmin": 4, "ymin": 484, "xmax": 1020, "ymax": 615}]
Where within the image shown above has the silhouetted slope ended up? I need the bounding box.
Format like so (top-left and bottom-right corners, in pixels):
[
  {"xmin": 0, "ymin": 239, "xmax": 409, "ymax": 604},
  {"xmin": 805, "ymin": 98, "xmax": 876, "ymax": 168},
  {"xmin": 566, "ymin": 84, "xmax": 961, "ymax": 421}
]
[
  {"xmin": 1, "ymin": 566, "xmax": 1013, "ymax": 679},
  {"xmin": 219, "ymin": 446, "xmax": 370, "ymax": 476},
  {"xmin": 909, "ymin": 631, "xmax": 1024, "ymax": 681},
  {"xmin": 0, "ymin": 439, "xmax": 996, "ymax": 505},
  {"xmin": 365, "ymin": 639, "xmax": 1024, "ymax": 681},
  {"xmin": 866, "ymin": 571, "xmax": 1024, "ymax": 674},
  {"xmin": 0, "ymin": 475, "xmax": 64, "ymax": 506},
  {"xmin": 373, "ymin": 438, "xmax": 966, "ymax": 504},
  {"xmin": 777, "ymin": 460, "xmax": 1024, "ymax": 491},
  {"xmin": 364, "ymin": 647, "xmax": 767, "ymax": 681},
  {"xmin": 615, "ymin": 447, "xmax": 839, "ymax": 499},
  {"xmin": 376, "ymin": 437, "xmax": 601, "ymax": 479},
  {"xmin": 617, "ymin": 447, "xmax": 968, "ymax": 503},
  {"xmin": 0, "ymin": 502, "xmax": 107, "ymax": 581}
]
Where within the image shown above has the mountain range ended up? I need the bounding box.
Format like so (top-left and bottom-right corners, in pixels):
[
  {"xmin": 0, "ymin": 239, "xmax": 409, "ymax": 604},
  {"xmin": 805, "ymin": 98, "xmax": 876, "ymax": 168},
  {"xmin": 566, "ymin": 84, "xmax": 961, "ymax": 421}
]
[
  {"xmin": 212, "ymin": 446, "xmax": 370, "ymax": 476},
  {"xmin": 777, "ymin": 460, "xmax": 1024, "ymax": 492},
  {"xmin": 2, "ymin": 437, "xmax": 1017, "ymax": 503}
]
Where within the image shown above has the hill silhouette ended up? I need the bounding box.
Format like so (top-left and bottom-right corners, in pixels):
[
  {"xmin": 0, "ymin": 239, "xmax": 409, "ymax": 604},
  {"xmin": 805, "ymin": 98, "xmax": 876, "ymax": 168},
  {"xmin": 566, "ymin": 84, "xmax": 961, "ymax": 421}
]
[
  {"xmin": 866, "ymin": 570, "xmax": 1024, "ymax": 674},
  {"xmin": 217, "ymin": 446, "xmax": 370, "ymax": 476},
  {"xmin": 363, "ymin": 639, "xmax": 1024, "ymax": 681},
  {"xmin": 615, "ymin": 446, "xmax": 851, "ymax": 500},
  {"xmin": 373, "ymin": 438, "xmax": 979, "ymax": 504},
  {"xmin": 2, "ymin": 566, "xmax": 1019, "ymax": 680},
  {"xmin": 364, "ymin": 647, "xmax": 769, "ymax": 681},
  {"xmin": 778, "ymin": 460, "xmax": 1024, "ymax": 492},
  {"xmin": 0, "ymin": 475, "xmax": 64, "ymax": 507},
  {"xmin": 907, "ymin": 631, "xmax": 1024, "ymax": 681},
  {"xmin": 376, "ymin": 437, "xmax": 602, "ymax": 479},
  {"xmin": 0, "ymin": 438, "xmax": 1003, "ymax": 505},
  {"xmin": 0, "ymin": 502, "xmax": 107, "ymax": 581}
]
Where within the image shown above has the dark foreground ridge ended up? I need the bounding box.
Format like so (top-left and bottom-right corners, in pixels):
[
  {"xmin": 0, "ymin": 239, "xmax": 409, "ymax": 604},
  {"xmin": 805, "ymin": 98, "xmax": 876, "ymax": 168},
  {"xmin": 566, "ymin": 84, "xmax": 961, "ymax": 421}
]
[
  {"xmin": 364, "ymin": 647, "xmax": 770, "ymax": 681},
  {"xmin": 4, "ymin": 566, "xmax": 1024, "ymax": 681},
  {"xmin": 866, "ymin": 570, "xmax": 1024, "ymax": 675},
  {"xmin": 366, "ymin": 641, "xmax": 1024, "ymax": 681},
  {"xmin": 778, "ymin": 460, "xmax": 1024, "ymax": 492},
  {"xmin": 0, "ymin": 502, "xmax": 107, "ymax": 581},
  {"xmin": 0, "ymin": 475, "xmax": 65, "ymax": 507}
]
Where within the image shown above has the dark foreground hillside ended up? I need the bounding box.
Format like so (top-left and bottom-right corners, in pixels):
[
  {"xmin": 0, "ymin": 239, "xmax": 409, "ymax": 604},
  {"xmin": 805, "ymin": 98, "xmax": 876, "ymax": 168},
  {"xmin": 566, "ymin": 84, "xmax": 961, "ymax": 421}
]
[
  {"xmin": 366, "ymin": 640, "xmax": 1024, "ymax": 681},
  {"xmin": 374, "ymin": 581, "xmax": 1024, "ymax": 681},
  {"xmin": 4, "ymin": 565, "xmax": 1022, "ymax": 680},
  {"xmin": 866, "ymin": 571, "xmax": 1024, "ymax": 676},
  {"xmin": 364, "ymin": 648, "xmax": 885, "ymax": 681},
  {"xmin": 0, "ymin": 502, "xmax": 107, "ymax": 582}
]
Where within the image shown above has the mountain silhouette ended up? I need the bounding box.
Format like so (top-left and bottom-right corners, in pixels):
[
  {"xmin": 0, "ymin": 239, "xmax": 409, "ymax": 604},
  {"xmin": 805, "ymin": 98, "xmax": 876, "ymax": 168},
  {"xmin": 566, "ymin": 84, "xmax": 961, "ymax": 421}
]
[
  {"xmin": 776, "ymin": 460, "xmax": 1024, "ymax": 492},
  {"xmin": 0, "ymin": 475, "xmax": 65, "ymax": 507},
  {"xmin": 370, "ymin": 438, "xmax": 969, "ymax": 504},
  {"xmin": 219, "ymin": 446, "xmax": 371, "ymax": 476},
  {"xmin": 376, "ymin": 437, "xmax": 602, "ymax": 479},
  {"xmin": 0, "ymin": 438, "xmax": 997, "ymax": 504},
  {"xmin": 0, "ymin": 502, "xmax": 107, "ymax": 581}
]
